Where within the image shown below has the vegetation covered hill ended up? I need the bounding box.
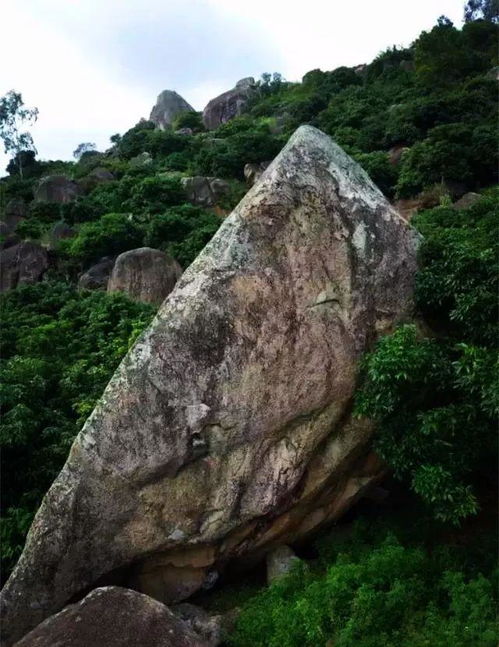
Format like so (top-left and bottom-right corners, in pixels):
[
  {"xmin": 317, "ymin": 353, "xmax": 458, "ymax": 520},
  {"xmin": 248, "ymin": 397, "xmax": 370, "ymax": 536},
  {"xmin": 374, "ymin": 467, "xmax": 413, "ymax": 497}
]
[{"xmin": 0, "ymin": 8, "xmax": 497, "ymax": 645}]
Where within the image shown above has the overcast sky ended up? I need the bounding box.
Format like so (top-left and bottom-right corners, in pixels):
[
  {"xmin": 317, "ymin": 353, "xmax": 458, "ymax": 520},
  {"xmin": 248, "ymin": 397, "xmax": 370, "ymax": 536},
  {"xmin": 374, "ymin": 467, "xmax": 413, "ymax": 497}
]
[{"xmin": 1, "ymin": 0, "xmax": 465, "ymax": 173}]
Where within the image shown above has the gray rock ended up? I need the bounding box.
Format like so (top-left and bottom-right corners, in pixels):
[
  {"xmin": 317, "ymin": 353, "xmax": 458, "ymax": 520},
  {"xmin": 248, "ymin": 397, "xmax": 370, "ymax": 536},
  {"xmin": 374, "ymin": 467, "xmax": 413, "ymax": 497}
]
[
  {"xmin": 388, "ymin": 146, "xmax": 408, "ymax": 166},
  {"xmin": 266, "ymin": 545, "xmax": 300, "ymax": 584},
  {"xmin": 181, "ymin": 176, "xmax": 230, "ymax": 207},
  {"xmin": 175, "ymin": 127, "xmax": 194, "ymax": 136},
  {"xmin": 0, "ymin": 222, "xmax": 20, "ymax": 250},
  {"xmin": 78, "ymin": 257, "xmax": 115, "ymax": 291},
  {"xmin": 453, "ymin": 192, "xmax": 481, "ymax": 210},
  {"xmin": 34, "ymin": 176, "xmax": 81, "ymax": 203},
  {"xmin": 150, "ymin": 90, "xmax": 195, "ymax": 130},
  {"xmin": 1, "ymin": 126, "xmax": 418, "ymax": 644},
  {"xmin": 49, "ymin": 222, "xmax": 76, "ymax": 249},
  {"xmin": 172, "ymin": 604, "xmax": 224, "ymax": 646},
  {"xmin": 107, "ymin": 247, "xmax": 182, "ymax": 306},
  {"xmin": 0, "ymin": 242, "xmax": 48, "ymax": 292},
  {"xmin": 202, "ymin": 78, "xmax": 257, "ymax": 130},
  {"xmin": 243, "ymin": 161, "xmax": 270, "ymax": 185},
  {"xmin": 4, "ymin": 199, "xmax": 27, "ymax": 231},
  {"xmin": 14, "ymin": 587, "xmax": 208, "ymax": 647}
]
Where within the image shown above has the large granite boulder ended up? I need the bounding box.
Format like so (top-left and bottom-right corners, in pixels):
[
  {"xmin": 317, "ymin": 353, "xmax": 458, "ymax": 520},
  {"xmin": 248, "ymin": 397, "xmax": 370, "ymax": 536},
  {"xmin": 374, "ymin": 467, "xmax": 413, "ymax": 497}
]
[
  {"xmin": 3, "ymin": 199, "xmax": 27, "ymax": 231},
  {"xmin": 78, "ymin": 257, "xmax": 115, "ymax": 291},
  {"xmin": 202, "ymin": 78, "xmax": 257, "ymax": 130},
  {"xmin": 49, "ymin": 222, "xmax": 76, "ymax": 249},
  {"xmin": 14, "ymin": 587, "xmax": 208, "ymax": 647},
  {"xmin": 181, "ymin": 176, "xmax": 230, "ymax": 207},
  {"xmin": 0, "ymin": 242, "xmax": 48, "ymax": 292},
  {"xmin": 150, "ymin": 90, "xmax": 195, "ymax": 130},
  {"xmin": 107, "ymin": 247, "xmax": 182, "ymax": 306},
  {"xmin": 1, "ymin": 126, "xmax": 419, "ymax": 644},
  {"xmin": 34, "ymin": 175, "xmax": 81, "ymax": 203}
]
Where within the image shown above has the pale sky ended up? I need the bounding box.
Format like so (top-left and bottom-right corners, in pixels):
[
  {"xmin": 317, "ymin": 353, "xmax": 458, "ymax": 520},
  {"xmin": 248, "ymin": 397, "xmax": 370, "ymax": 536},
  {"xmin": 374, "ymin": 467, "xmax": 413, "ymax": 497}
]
[{"xmin": 0, "ymin": 0, "xmax": 465, "ymax": 174}]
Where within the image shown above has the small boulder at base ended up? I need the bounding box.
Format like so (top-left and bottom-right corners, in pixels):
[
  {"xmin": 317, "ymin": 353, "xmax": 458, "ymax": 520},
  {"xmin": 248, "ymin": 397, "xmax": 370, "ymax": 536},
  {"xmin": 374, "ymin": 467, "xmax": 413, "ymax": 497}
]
[
  {"xmin": 266, "ymin": 545, "xmax": 300, "ymax": 584},
  {"xmin": 14, "ymin": 587, "xmax": 208, "ymax": 647},
  {"xmin": 150, "ymin": 90, "xmax": 195, "ymax": 130},
  {"xmin": 1, "ymin": 126, "xmax": 419, "ymax": 644},
  {"xmin": 34, "ymin": 175, "xmax": 81, "ymax": 203},
  {"xmin": 202, "ymin": 78, "xmax": 257, "ymax": 130},
  {"xmin": 0, "ymin": 242, "xmax": 48, "ymax": 292},
  {"xmin": 107, "ymin": 247, "xmax": 182, "ymax": 305},
  {"xmin": 78, "ymin": 257, "xmax": 115, "ymax": 291},
  {"xmin": 181, "ymin": 176, "xmax": 230, "ymax": 207},
  {"xmin": 172, "ymin": 604, "xmax": 224, "ymax": 646},
  {"xmin": 453, "ymin": 192, "xmax": 481, "ymax": 210}
]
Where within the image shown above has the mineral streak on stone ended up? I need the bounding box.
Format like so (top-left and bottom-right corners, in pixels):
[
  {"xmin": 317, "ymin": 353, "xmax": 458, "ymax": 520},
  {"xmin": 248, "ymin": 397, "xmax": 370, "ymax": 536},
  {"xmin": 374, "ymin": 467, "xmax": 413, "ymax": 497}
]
[{"xmin": 1, "ymin": 126, "xmax": 419, "ymax": 645}]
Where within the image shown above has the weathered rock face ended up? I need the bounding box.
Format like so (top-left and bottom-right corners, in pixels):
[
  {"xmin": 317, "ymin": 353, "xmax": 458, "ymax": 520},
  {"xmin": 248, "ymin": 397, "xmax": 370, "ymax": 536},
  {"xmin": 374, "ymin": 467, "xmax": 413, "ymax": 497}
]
[
  {"xmin": 202, "ymin": 78, "xmax": 257, "ymax": 130},
  {"xmin": 4, "ymin": 199, "xmax": 27, "ymax": 231},
  {"xmin": 0, "ymin": 242, "xmax": 49, "ymax": 292},
  {"xmin": 49, "ymin": 222, "xmax": 76, "ymax": 249},
  {"xmin": 1, "ymin": 126, "xmax": 419, "ymax": 644},
  {"xmin": 266, "ymin": 545, "xmax": 300, "ymax": 583},
  {"xmin": 453, "ymin": 192, "xmax": 481, "ymax": 210},
  {"xmin": 181, "ymin": 176, "xmax": 230, "ymax": 207},
  {"xmin": 78, "ymin": 257, "xmax": 115, "ymax": 291},
  {"xmin": 14, "ymin": 587, "xmax": 208, "ymax": 647},
  {"xmin": 107, "ymin": 247, "xmax": 182, "ymax": 305},
  {"xmin": 34, "ymin": 175, "xmax": 81, "ymax": 203},
  {"xmin": 150, "ymin": 90, "xmax": 195, "ymax": 130}
]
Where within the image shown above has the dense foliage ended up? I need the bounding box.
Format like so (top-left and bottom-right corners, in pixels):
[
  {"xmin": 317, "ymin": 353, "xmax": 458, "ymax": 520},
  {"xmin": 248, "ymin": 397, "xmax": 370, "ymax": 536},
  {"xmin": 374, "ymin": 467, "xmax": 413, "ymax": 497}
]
[
  {"xmin": 356, "ymin": 191, "xmax": 498, "ymax": 523},
  {"xmin": 0, "ymin": 283, "xmax": 154, "ymax": 576},
  {"xmin": 228, "ymin": 512, "xmax": 498, "ymax": 647}
]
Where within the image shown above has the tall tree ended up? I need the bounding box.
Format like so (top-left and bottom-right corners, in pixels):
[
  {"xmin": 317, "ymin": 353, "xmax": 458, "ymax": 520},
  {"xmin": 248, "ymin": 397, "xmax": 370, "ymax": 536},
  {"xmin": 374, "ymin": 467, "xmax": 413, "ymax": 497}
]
[
  {"xmin": 464, "ymin": 0, "xmax": 499, "ymax": 22},
  {"xmin": 0, "ymin": 91, "xmax": 38, "ymax": 179},
  {"xmin": 73, "ymin": 142, "xmax": 96, "ymax": 160}
]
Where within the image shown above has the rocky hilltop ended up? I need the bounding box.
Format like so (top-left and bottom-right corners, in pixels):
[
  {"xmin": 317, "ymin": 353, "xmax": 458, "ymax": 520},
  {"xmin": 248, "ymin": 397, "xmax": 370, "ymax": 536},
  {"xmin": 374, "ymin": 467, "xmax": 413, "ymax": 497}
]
[
  {"xmin": 150, "ymin": 90, "xmax": 195, "ymax": 129},
  {"xmin": 1, "ymin": 126, "xmax": 419, "ymax": 644}
]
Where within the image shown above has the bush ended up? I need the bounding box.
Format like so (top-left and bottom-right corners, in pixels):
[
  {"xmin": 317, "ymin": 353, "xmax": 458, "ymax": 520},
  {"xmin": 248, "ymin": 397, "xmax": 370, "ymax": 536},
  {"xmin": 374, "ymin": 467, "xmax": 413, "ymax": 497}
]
[
  {"xmin": 0, "ymin": 282, "xmax": 155, "ymax": 578},
  {"xmin": 65, "ymin": 213, "xmax": 145, "ymax": 266},
  {"xmin": 355, "ymin": 193, "xmax": 498, "ymax": 522}
]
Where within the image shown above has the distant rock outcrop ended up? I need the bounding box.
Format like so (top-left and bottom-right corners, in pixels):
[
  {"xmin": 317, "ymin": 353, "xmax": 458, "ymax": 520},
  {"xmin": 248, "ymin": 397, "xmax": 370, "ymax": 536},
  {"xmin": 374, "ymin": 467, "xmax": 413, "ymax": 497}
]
[
  {"xmin": 181, "ymin": 176, "xmax": 230, "ymax": 207},
  {"xmin": 1, "ymin": 126, "xmax": 419, "ymax": 644},
  {"xmin": 78, "ymin": 257, "xmax": 115, "ymax": 291},
  {"xmin": 49, "ymin": 222, "xmax": 76, "ymax": 249},
  {"xmin": 202, "ymin": 78, "xmax": 257, "ymax": 130},
  {"xmin": 107, "ymin": 247, "xmax": 182, "ymax": 305},
  {"xmin": 243, "ymin": 161, "xmax": 270, "ymax": 185},
  {"xmin": 14, "ymin": 587, "xmax": 209, "ymax": 647},
  {"xmin": 0, "ymin": 242, "xmax": 48, "ymax": 292},
  {"xmin": 34, "ymin": 176, "xmax": 81, "ymax": 203},
  {"xmin": 150, "ymin": 90, "xmax": 195, "ymax": 130},
  {"xmin": 4, "ymin": 198, "xmax": 27, "ymax": 231}
]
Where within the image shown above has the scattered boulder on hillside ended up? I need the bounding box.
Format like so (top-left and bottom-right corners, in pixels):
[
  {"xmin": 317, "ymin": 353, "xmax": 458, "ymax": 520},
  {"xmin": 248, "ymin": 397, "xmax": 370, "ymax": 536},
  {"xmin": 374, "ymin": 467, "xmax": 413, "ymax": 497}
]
[
  {"xmin": 34, "ymin": 176, "xmax": 81, "ymax": 203},
  {"xmin": 78, "ymin": 167, "xmax": 115, "ymax": 193},
  {"xmin": 4, "ymin": 199, "xmax": 27, "ymax": 231},
  {"xmin": 453, "ymin": 192, "xmax": 481, "ymax": 210},
  {"xmin": 243, "ymin": 161, "xmax": 270, "ymax": 185},
  {"xmin": 150, "ymin": 90, "xmax": 195, "ymax": 130},
  {"xmin": 0, "ymin": 242, "xmax": 49, "ymax": 292},
  {"xmin": 78, "ymin": 257, "xmax": 115, "ymax": 291},
  {"xmin": 202, "ymin": 77, "xmax": 257, "ymax": 130},
  {"xmin": 388, "ymin": 145, "xmax": 408, "ymax": 166},
  {"xmin": 171, "ymin": 604, "xmax": 225, "ymax": 646},
  {"xmin": 181, "ymin": 176, "xmax": 230, "ymax": 207},
  {"xmin": 107, "ymin": 247, "xmax": 182, "ymax": 306},
  {"xmin": 266, "ymin": 545, "xmax": 300, "ymax": 584},
  {"xmin": 14, "ymin": 587, "xmax": 209, "ymax": 647},
  {"xmin": 1, "ymin": 126, "xmax": 419, "ymax": 644},
  {"xmin": 175, "ymin": 127, "xmax": 194, "ymax": 136},
  {"xmin": 0, "ymin": 222, "xmax": 20, "ymax": 250},
  {"xmin": 49, "ymin": 222, "xmax": 76, "ymax": 249}
]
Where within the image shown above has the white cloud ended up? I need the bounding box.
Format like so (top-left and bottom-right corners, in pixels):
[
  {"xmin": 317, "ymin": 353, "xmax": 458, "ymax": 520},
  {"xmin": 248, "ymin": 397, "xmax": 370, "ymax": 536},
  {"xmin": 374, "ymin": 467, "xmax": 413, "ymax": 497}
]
[{"xmin": 0, "ymin": 0, "xmax": 465, "ymax": 174}]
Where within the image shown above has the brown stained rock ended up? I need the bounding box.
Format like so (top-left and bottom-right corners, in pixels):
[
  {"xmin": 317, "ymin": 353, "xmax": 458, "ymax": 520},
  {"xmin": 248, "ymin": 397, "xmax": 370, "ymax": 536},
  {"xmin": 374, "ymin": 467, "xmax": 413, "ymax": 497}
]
[
  {"xmin": 202, "ymin": 78, "xmax": 257, "ymax": 130},
  {"xmin": 1, "ymin": 126, "xmax": 419, "ymax": 645},
  {"xmin": 14, "ymin": 587, "xmax": 208, "ymax": 647},
  {"xmin": 453, "ymin": 192, "xmax": 481, "ymax": 210},
  {"xmin": 107, "ymin": 247, "xmax": 182, "ymax": 306},
  {"xmin": 0, "ymin": 242, "xmax": 48, "ymax": 292}
]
